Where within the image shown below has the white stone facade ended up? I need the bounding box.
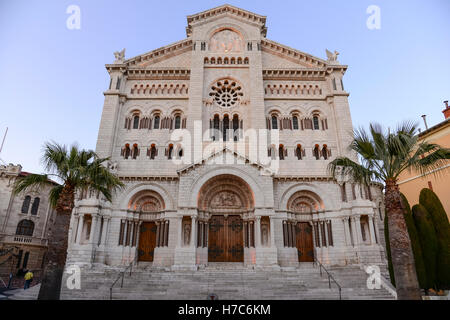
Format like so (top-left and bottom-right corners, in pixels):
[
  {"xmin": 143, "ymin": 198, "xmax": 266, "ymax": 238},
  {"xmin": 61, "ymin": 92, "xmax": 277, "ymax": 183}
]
[{"xmin": 66, "ymin": 5, "xmax": 388, "ymax": 270}]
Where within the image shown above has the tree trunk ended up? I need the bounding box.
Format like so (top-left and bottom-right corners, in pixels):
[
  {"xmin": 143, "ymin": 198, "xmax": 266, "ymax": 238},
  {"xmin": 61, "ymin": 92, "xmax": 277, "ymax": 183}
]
[
  {"xmin": 38, "ymin": 184, "xmax": 74, "ymax": 300},
  {"xmin": 385, "ymin": 179, "xmax": 421, "ymax": 300}
]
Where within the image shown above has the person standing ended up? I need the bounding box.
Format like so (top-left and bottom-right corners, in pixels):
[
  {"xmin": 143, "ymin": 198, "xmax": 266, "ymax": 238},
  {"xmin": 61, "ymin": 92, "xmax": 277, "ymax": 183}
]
[{"xmin": 24, "ymin": 270, "xmax": 33, "ymax": 290}]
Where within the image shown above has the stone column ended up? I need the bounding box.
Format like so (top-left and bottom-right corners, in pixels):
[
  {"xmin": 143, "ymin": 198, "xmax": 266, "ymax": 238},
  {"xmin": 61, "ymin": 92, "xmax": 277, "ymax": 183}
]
[
  {"xmin": 155, "ymin": 221, "xmax": 161, "ymax": 247},
  {"xmin": 76, "ymin": 214, "xmax": 84, "ymax": 244},
  {"xmin": 89, "ymin": 215, "xmax": 99, "ymax": 245},
  {"xmin": 177, "ymin": 217, "xmax": 183, "ymax": 247},
  {"xmin": 255, "ymin": 216, "xmax": 261, "ymax": 247},
  {"xmin": 190, "ymin": 217, "xmax": 197, "ymax": 248},
  {"xmin": 100, "ymin": 217, "xmax": 109, "ymax": 245},
  {"xmin": 368, "ymin": 216, "xmax": 377, "ymax": 244},
  {"xmin": 342, "ymin": 217, "xmax": 351, "ymax": 246},
  {"xmin": 353, "ymin": 216, "xmax": 363, "ymax": 245},
  {"xmin": 317, "ymin": 221, "xmax": 323, "ymax": 247},
  {"xmin": 269, "ymin": 217, "xmax": 276, "ymax": 247},
  {"xmin": 322, "ymin": 221, "xmax": 328, "ymax": 247}
]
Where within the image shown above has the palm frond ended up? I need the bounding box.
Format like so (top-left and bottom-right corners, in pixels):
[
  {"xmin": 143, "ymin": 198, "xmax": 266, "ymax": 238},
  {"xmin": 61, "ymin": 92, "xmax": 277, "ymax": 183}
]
[{"xmin": 13, "ymin": 174, "xmax": 51, "ymax": 195}]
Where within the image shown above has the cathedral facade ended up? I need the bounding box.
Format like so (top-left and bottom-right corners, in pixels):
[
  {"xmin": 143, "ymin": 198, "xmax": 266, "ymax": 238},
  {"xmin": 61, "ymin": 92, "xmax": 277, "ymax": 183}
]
[{"xmin": 66, "ymin": 5, "xmax": 387, "ymax": 270}]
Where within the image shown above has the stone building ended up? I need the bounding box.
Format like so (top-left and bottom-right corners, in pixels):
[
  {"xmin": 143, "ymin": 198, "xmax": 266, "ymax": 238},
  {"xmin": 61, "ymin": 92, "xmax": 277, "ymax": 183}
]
[
  {"xmin": 0, "ymin": 164, "xmax": 56, "ymax": 278},
  {"xmin": 66, "ymin": 5, "xmax": 387, "ymax": 270}
]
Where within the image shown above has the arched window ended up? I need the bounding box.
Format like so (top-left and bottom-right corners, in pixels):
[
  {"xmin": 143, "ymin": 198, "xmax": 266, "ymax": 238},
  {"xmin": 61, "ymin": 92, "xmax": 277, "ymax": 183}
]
[
  {"xmin": 233, "ymin": 115, "xmax": 239, "ymax": 141},
  {"xmin": 213, "ymin": 115, "xmax": 220, "ymax": 141},
  {"xmin": 292, "ymin": 116, "xmax": 299, "ymax": 130},
  {"xmin": 271, "ymin": 115, "xmax": 278, "ymax": 130},
  {"xmin": 132, "ymin": 144, "xmax": 139, "ymax": 159},
  {"xmin": 279, "ymin": 145, "xmax": 285, "ymax": 160},
  {"xmin": 313, "ymin": 116, "xmax": 320, "ymax": 130},
  {"xmin": 322, "ymin": 145, "xmax": 328, "ymax": 160},
  {"xmin": 178, "ymin": 148, "xmax": 183, "ymax": 158},
  {"xmin": 21, "ymin": 196, "xmax": 31, "ymax": 213},
  {"xmin": 150, "ymin": 144, "xmax": 157, "ymax": 160},
  {"xmin": 133, "ymin": 114, "xmax": 140, "ymax": 129},
  {"xmin": 174, "ymin": 115, "xmax": 181, "ymax": 129},
  {"xmin": 313, "ymin": 145, "xmax": 320, "ymax": 160},
  {"xmin": 341, "ymin": 183, "xmax": 347, "ymax": 202},
  {"xmin": 31, "ymin": 197, "xmax": 40, "ymax": 215},
  {"xmin": 153, "ymin": 115, "xmax": 160, "ymax": 129},
  {"xmin": 124, "ymin": 144, "xmax": 131, "ymax": 159},
  {"xmin": 167, "ymin": 144, "xmax": 174, "ymax": 160},
  {"xmin": 223, "ymin": 115, "xmax": 229, "ymax": 141},
  {"xmin": 295, "ymin": 145, "xmax": 302, "ymax": 160},
  {"xmin": 16, "ymin": 220, "xmax": 34, "ymax": 236}
]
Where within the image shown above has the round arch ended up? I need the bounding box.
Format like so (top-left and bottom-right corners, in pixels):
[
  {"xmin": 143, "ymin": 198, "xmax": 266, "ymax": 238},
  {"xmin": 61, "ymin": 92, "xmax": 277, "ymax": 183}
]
[
  {"xmin": 187, "ymin": 167, "xmax": 268, "ymax": 208},
  {"xmin": 119, "ymin": 183, "xmax": 175, "ymax": 211},
  {"xmin": 197, "ymin": 174, "xmax": 254, "ymax": 213}
]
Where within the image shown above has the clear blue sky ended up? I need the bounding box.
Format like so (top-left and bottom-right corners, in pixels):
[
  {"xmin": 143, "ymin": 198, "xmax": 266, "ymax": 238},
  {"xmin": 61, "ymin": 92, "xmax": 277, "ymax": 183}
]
[{"xmin": 0, "ymin": 0, "xmax": 449, "ymax": 173}]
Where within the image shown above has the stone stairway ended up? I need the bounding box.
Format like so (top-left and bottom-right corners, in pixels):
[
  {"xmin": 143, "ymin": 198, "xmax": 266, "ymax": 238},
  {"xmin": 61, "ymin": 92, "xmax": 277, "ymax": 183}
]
[{"xmin": 8, "ymin": 263, "xmax": 395, "ymax": 300}]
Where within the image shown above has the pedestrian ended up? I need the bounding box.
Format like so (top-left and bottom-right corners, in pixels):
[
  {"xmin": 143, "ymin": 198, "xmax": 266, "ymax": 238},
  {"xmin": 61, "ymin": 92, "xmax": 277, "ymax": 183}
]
[{"xmin": 24, "ymin": 269, "xmax": 33, "ymax": 290}]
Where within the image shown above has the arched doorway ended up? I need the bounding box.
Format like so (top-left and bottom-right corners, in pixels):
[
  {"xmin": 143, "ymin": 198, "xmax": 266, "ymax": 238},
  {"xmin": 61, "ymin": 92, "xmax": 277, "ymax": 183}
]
[
  {"xmin": 128, "ymin": 190, "xmax": 165, "ymax": 262},
  {"xmin": 198, "ymin": 174, "xmax": 254, "ymax": 262},
  {"xmin": 287, "ymin": 191, "xmax": 324, "ymax": 262}
]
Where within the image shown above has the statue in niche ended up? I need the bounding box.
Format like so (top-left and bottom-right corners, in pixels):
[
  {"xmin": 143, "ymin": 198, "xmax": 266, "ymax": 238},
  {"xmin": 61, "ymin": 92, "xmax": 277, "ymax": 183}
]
[
  {"xmin": 261, "ymin": 224, "xmax": 269, "ymax": 246},
  {"xmin": 184, "ymin": 223, "xmax": 191, "ymax": 245}
]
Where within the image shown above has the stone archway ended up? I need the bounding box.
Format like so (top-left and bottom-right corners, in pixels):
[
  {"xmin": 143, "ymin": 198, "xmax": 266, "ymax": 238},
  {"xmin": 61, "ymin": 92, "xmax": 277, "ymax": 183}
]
[
  {"xmin": 287, "ymin": 190, "xmax": 324, "ymax": 262},
  {"xmin": 128, "ymin": 190, "xmax": 165, "ymax": 262},
  {"xmin": 198, "ymin": 174, "xmax": 254, "ymax": 262}
]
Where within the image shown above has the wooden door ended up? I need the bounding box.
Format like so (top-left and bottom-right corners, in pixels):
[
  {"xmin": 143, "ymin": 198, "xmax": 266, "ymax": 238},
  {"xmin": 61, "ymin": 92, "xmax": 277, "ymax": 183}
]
[
  {"xmin": 296, "ymin": 222, "xmax": 314, "ymax": 262},
  {"xmin": 138, "ymin": 222, "xmax": 157, "ymax": 262},
  {"xmin": 208, "ymin": 215, "xmax": 243, "ymax": 262}
]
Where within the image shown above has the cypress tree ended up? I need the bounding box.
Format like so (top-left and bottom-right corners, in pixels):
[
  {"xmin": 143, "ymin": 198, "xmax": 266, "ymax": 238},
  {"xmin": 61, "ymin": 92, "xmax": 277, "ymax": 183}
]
[
  {"xmin": 412, "ymin": 204, "xmax": 438, "ymax": 290},
  {"xmin": 401, "ymin": 194, "xmax": 428, "ymax": 289},
  {"xmin": 419, "ymin": 188, "xmax": 450, "ymax": 289},
  {"xmin": 384, "ymin": 211, "xmax": 395, "ymax": 286}
]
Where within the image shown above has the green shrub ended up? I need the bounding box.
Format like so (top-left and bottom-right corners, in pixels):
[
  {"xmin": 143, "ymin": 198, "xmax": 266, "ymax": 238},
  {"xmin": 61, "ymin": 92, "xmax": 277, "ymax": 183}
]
[
  {"xmin": 412, "ymin": 204, "xmax": 438, "ymax": 290},
  {"xmin": 419, "ymin": 188, "xmax": 450, "ymax": 289},
  {"xmin": 401, "ymin": 194, "xmax": 428, "ymax": 289}
]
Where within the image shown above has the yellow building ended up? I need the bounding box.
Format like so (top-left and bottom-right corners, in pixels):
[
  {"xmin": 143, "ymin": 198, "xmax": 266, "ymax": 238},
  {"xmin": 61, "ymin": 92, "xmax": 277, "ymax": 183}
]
[{"xmin": 398, "ymin": 101, "xmax": 450, "ymax": 218}]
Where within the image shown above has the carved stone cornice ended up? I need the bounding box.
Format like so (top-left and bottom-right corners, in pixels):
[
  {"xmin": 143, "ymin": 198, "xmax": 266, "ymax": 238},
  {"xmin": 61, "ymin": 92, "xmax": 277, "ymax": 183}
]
[
  {"xmin": 125, "ymin": 68, "xmax": 191, "ymax": 80},
  {"xmin": 118, "ymin": 175, "xmax": 179, "ymax": 182},
  {"xmin": 125, "ymin": 39, "xmax": 193, "ymax": 67},
  {"xmin": 273, "ymin": 176, "xmax": 334, "ymax": 182},
  {"xmin": 263, "ymin": 69, "xmax": 327, "ymax": 81}
]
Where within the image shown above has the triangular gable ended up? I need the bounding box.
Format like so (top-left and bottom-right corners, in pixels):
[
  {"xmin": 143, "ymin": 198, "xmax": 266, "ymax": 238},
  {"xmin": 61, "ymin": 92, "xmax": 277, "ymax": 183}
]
[
  {"xmin": 261, "ymin": 39, "xmax": 331, "ymax": 69},
  {"xmin": 186, "ymin": 4, "xmax": 267, "ymax": 37},
  {"xmin": 177, "ymin": 147, "xmax": 274, "ymax": 176},
  {"xmin": 125, "ymin": 39, "xmax": 193, "ymax": 68}
]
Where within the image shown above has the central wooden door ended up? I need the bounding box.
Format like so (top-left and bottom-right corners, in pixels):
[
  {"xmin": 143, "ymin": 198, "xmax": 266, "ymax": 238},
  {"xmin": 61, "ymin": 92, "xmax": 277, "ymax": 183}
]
[
  {"xmin": 208, "ymin": 215, "xmax": 244, "ymax": 262},
  {"xmin": 138, "ymin": 222, "xmax": 157, "ymax": 262},
  {"xmin": 296, "ymin": 222, "xmax": 314, "ymax": 262}
]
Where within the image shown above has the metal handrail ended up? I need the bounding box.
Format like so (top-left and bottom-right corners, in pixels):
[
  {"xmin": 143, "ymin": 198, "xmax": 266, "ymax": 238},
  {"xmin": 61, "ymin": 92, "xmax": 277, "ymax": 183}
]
[
  {"xmin": 314, "ymin": 260, "xmax": 342, "ymax": 300},
  {"xmin": 109, "ymin": 254, "xmax": 138, "ymax": 300}
]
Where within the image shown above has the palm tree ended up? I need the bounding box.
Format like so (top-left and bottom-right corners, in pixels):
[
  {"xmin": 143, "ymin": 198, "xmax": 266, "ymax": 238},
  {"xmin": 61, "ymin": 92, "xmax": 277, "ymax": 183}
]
[
  {"xmin": 14, "ymin": 142, "xmax": 123, "ymax": 300},
  {"xmin": 328, "ymin": 122, "xmax": 450, "ymax": 300}
]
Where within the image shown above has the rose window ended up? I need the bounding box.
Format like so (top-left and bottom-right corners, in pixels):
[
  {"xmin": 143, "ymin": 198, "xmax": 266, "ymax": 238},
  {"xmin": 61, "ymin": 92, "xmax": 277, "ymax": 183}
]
[{"xmin": 209, "ymin": 80, "xmax": 243, "ymax": 108}]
